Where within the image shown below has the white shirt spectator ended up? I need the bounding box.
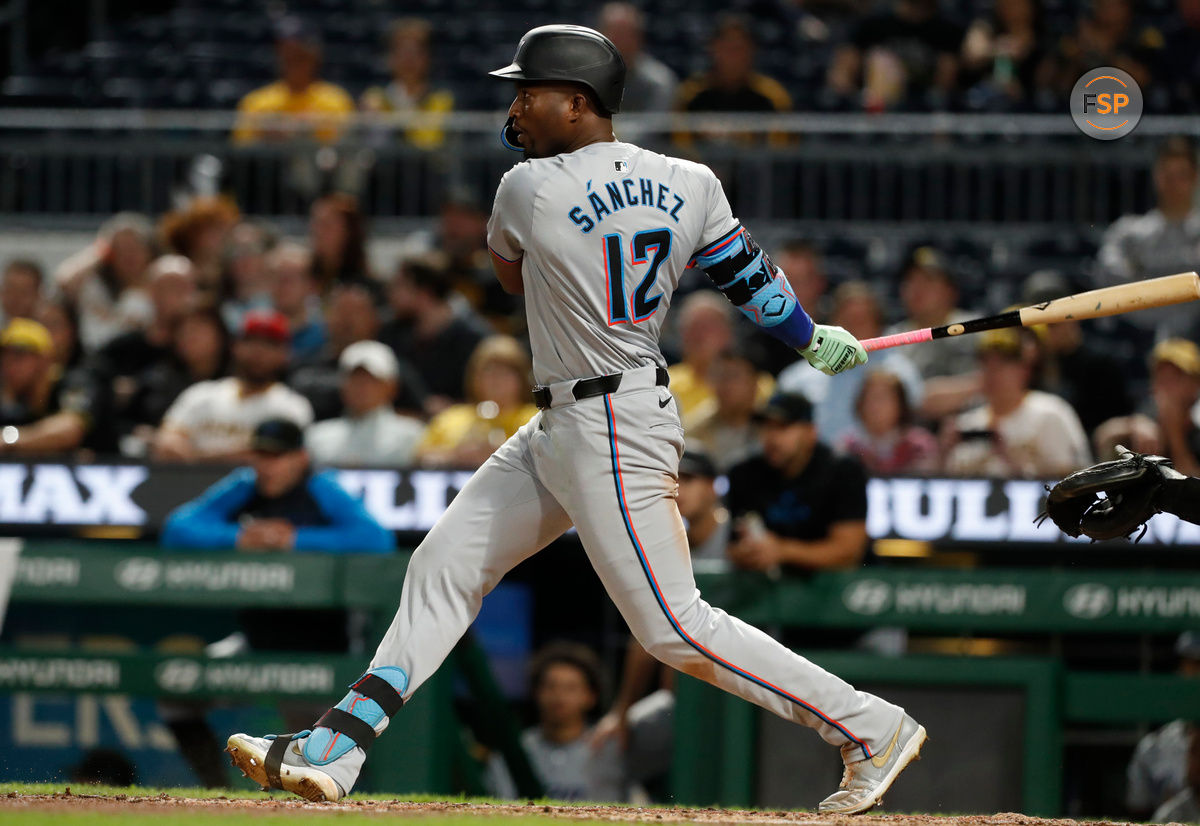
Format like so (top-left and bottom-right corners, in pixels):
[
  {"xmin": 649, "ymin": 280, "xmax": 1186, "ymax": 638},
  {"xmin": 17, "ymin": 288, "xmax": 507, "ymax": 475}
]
[
  {"xmin": 306, "ymin": 406, "xmax": 425, "ymax": 467},
  {"xmin": 161, "ymin": 377, "xmax": 314, "ymax": 456},
  {"xmin": 945, "ymin": 389, "xmax": 1090, "ymax": 478}
]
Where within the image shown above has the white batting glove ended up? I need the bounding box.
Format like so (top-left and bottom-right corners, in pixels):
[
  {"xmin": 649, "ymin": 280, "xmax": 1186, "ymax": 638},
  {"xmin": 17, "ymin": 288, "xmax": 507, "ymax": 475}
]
[{"xmin": 797, "ymin": 324, "xmax": 868, "ymax": 376}]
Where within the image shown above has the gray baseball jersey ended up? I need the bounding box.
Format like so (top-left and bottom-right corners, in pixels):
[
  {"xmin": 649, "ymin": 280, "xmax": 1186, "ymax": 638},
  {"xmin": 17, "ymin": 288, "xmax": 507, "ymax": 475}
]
[
  {"xmin": 487, "ymin": 141, "xmax": 736, "ymax": 385},
  {"xmin": 369, "ymin": 140, "xmax": 905, "ymax": 782}
]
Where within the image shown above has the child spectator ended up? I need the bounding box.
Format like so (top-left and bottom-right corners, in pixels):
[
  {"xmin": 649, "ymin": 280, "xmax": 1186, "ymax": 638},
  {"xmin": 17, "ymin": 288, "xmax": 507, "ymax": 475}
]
[
  {"xmin": 838, "ymin": 369, "xmax": 938, "ymax": 476},
  {"xmin": 486, "ymin": 643, "xmax": 625, "ymax": 802}
]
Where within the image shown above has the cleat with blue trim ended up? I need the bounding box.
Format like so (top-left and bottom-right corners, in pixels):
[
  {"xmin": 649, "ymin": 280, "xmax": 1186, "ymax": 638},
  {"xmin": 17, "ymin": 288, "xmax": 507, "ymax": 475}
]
[
  {"xmin": 225, "ymin": 731, "xmax": 357, "ymax": 802},
  {"xmin": 818, "ymin": 713, "xmax": 927, "ymax": 815},
  {"xmin": 225, "ymin": 667, "xmax": 407, "ymax": 802}
]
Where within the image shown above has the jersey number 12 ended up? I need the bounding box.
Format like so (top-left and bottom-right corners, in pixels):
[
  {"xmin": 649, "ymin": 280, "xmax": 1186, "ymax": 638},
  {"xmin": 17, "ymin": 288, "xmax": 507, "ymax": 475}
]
[{"xmin": 604, "ymin": 228, "xmax": 671, "ymax": 325}]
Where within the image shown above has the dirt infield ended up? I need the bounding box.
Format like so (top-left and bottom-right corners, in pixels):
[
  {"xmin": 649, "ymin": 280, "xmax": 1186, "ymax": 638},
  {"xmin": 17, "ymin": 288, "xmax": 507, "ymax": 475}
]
[{"xmin": 0, "ymin": 791, "xmax": 1145, "ymax": 826}]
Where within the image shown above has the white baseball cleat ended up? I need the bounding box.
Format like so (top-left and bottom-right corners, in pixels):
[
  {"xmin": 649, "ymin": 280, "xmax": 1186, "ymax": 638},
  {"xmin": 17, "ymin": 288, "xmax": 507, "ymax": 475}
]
[
  {"xmin": 817, "ymin": 713, "xmax": 927, "ymax": 815},
  {"xmin": 226, "ymin": 731, "xmax": 362, "ymax": 803}
]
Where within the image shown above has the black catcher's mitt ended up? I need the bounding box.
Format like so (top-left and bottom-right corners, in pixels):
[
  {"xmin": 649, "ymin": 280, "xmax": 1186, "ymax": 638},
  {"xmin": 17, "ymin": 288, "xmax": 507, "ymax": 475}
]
[{"xmin": 1040, "ymin": 446, "xmax": 1182, "ymax": 541}]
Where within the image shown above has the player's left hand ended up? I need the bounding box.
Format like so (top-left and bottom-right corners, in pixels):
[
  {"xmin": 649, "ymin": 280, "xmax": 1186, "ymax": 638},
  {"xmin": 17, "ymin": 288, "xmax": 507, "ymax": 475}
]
[{"xmin": 797, "ymin": 324, "xmax": 868, "ymax": 376}]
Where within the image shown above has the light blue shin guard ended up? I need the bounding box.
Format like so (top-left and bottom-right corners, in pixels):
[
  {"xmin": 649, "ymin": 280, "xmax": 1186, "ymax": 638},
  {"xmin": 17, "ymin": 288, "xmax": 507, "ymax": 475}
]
[{"xmin": 302, "ymin": 666, "xmax": 408, "ymax": 766}]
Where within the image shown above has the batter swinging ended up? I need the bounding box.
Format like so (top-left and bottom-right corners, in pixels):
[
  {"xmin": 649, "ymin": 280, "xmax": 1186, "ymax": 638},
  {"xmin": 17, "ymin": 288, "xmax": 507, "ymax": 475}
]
[{"xmin": 227, "ymin": 24, "xmax": 926, "ymax": 814}]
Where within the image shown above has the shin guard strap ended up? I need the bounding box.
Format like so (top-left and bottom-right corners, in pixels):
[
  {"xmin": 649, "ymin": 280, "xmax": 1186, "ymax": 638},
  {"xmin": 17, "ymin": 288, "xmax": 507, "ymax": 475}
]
[
  {"xmin": 264, "ymin": 733, "xmax": 297, "ymax": 789},
  {"xmin": 351, "ymin": 673, "xmax": 404, "ymax": 717},
  {"xmin": 315, "ymin": 708, "xmax": 377, "ymax": 751}
]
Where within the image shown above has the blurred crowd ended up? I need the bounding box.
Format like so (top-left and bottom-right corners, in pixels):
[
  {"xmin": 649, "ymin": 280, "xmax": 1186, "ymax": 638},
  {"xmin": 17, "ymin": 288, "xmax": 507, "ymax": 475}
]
[
  {"xmin": 0, "ymin": 131, "xmax": 1196, "ymax": 575},
  {"xmin": 214, "ymin": 0, "xmax": 1200, "ymax": 152}
]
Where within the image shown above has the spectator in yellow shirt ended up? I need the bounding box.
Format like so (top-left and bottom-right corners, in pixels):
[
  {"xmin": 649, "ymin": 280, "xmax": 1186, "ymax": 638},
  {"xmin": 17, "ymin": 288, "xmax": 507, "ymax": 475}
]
[
  {"xmin": 233, "ymin": 17, "xmax": 355, "ymax": 145},
  {"xmin": 417, "ymin": 336, "xmax": 539, "ymax": 468},
  {"xmin": 360, "ymin": 18, "xmax": 455, "ymax": 149}
]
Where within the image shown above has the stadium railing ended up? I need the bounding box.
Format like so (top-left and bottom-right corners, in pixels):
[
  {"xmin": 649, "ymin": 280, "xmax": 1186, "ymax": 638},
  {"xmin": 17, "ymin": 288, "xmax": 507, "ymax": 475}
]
[{"xmin": 2, "ymin": 110, "xmax": 1198, "ymax": 224}]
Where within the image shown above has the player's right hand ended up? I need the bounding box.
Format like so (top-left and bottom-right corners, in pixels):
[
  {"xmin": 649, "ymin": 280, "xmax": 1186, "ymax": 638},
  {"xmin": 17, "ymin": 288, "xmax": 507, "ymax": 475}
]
[{"xmin": 797, "ymin": 324, "xmax": 868, "ymax": 376}]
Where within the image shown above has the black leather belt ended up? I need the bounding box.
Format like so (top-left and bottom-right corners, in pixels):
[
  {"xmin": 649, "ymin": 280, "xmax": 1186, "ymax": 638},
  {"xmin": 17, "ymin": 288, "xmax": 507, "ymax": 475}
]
[{"xmin": 533, "ymin": 367, "xmax": 669, "ymax": 410}]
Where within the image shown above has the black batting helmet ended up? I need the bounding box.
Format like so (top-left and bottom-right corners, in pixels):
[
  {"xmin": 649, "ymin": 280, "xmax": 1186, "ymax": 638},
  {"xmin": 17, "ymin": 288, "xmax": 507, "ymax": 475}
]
[{"xmin": 489, "ymin": 24, "xmax": 626, "ymax": 116}]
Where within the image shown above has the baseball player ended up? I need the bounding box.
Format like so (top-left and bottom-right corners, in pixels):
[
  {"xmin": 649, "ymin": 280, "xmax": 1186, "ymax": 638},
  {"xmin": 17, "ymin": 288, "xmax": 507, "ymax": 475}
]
[{"xmin": 227, "ymin": 24, "xmax": 926, "ymax": 813}]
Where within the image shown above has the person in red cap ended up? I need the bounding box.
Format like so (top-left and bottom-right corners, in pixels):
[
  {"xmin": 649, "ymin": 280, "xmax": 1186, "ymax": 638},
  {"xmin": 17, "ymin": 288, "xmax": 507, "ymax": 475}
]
[{"xmin": 152, "ymin": 309, "xmax": 313, "ymax": 462}]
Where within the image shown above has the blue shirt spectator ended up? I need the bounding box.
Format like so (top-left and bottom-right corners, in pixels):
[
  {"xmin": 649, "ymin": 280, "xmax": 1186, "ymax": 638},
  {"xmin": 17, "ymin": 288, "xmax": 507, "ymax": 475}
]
[{"xmin": 162, "ymin": 417, "xmax": 393, "ymax": 553}]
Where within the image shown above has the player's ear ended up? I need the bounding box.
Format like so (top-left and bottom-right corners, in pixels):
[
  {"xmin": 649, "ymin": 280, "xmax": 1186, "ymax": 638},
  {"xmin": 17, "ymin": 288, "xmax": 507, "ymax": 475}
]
[{"xmin": 567, "ymin": 91, "xmax": 587, "ymax": 122}]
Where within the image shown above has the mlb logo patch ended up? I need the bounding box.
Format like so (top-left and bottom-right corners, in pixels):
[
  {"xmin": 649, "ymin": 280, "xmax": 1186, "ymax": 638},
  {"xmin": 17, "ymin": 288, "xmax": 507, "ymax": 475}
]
[{"xmin": 614, "ymin": 160, "xmax": 628, "ymax": 172}]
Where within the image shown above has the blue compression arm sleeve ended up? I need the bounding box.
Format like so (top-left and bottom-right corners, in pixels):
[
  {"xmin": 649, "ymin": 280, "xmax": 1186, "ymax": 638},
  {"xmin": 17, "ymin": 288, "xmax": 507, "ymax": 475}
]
[
  {"xmin": 690, "ymin": 226, "xmax": 815, "ymax": 349},
  {"xmin": 161, "ymin": 468, "xmax": 257, "ymax": 550},
  {"xmin": 293, "ymin": 471, "xmax": 396, "ymax": 554}
]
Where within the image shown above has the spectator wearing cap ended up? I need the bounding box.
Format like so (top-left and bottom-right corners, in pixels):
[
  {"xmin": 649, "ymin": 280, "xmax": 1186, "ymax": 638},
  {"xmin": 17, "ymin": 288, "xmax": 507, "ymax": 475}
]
[
  {"xmin": 1095, "ymin": 339, "xmax": 1200, "ymax": 476},
  {"xmin": 153, "ymin": 310, "xmax": 313, "ymax": 462},
  {"xmin": 233, "ymin": 17, "xmax": 355, "ymax": 145},
  {"xmin": 725, "ymin": 392, "xmax": 869, "ymax": 572},
  {"xmin": 360, "ymin": 18, "xmax": 455, "ymax": 150},
  {"xmin": 0, "ymin": 259, "xmax": 43, "ymax": 328},
  {"xmin": 1097, "ymin": 136, "xmax": 1200, "ymax": 344},
  {"xmin": 380, "ymin": 256, "xmax": 487, "ymax": 411},
  {"xmin": 942, "ymin": 327, "xmax": 1090, "ymax": 478},
  {"xmin": 267, "ymin": 243, "xmax": 327, "ymax": 361},
  {"xmin": 778, "ymin": 281, "xmax": 923, "ymax": 446},
  {"xmin": 305, "ymin": 341, "xmax": 425, "ymax": 467},
  {"xmin": 838, "ymin": 369, "xmax": 938, "ymax": 476},
  {"xmin": 0, "ymin": 318, "xmax": 107, "ymax": 456},
  {"xmin": 162, "ymin": 417, "xmax": 393, "ymax": 553},
  {"xmin": 685, "ymin": 344, "xmax": 767, "ymax": 472},
  {"xmin": 676, "ymin": 450, "xmax": 731, "ymax": 562},
  {"xmin": 417, "ymin": 336, "xmax": 538, "ymax": 468},
  {"xmin": 1126, "ymin": 631, "xmax": 1200, "ymax": 821}
]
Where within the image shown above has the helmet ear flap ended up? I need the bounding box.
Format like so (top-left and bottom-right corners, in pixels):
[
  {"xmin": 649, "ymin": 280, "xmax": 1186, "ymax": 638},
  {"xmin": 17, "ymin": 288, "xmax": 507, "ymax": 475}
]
[{"xmin": 500, "ymin": 116, "xmax": 523, "ymax": 152}]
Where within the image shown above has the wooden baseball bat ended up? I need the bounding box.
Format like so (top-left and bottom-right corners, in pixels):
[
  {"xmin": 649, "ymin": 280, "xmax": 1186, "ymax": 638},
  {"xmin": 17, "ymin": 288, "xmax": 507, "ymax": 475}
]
[{"xmin": 860, "ymin": 271, "xmax": 1200, "ymax": 353}]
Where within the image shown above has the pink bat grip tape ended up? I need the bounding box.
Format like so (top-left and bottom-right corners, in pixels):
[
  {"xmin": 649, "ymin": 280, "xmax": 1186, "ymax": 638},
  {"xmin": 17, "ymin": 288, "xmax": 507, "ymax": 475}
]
[{"xmin": 860, "ymin": 328, "xmax": 933, "ymax": 352}]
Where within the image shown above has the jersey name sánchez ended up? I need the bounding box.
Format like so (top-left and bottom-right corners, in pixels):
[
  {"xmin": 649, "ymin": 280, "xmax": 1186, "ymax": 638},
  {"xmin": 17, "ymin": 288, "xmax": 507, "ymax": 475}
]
[{"xmin": 487, "ymin": 141, "xmax": 810, "ymax": 385}]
